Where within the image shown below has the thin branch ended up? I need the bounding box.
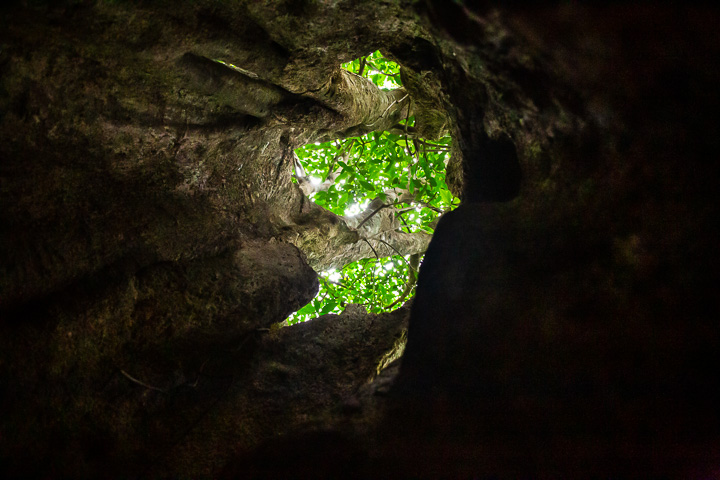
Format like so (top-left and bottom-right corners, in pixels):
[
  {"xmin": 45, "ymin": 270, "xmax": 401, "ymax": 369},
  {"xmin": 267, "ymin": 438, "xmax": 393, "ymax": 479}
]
[
  {"xmin": 368, "ymin": 224, "xmax": 425, "ymax": 241},
  {"xmin": 370, "ymin": 237, "xmax": 415, "ymax": 269},
  {"xmin": 368, "ymin": 67, "xmax": 399, "ymax": 77},
  {"xmin": 415, "ymin": 138, "xmax": 451, "ymax": 149},
  {"xmin": 320, "ymin": 276, "xmax": 350, "ymax": 290},
  {"xmin": 361, "ymin": 237, "xmax": 381, "ymax": 261},
  {"xmin": 399, "ymin": 211, "xmax": 412, "ymax": 234},
  {"xmin": 341, "ymin": 271, "xmax": 363, "ymax": 292},
  {"xmin": 329, "ymin": 139, "xmax": 355, "ymax": 176},
  {"xmin": 361, "ymin": 238, "xmax": 380, "ymax": 306},
  {"xmin": 358, "ymin": 56, "xmax": 368, "ymax": 76},
  {"xmin": 386, "ymin": 253, "xmax": 420, "ymax": 309},
  {"xmin": 188, "ymin": 359, "xmax": 210, "ymax": 388},
  {"xmin": 403, "ymin": 108, "xmax": 415, "ymax": 156},
  {"xmin": 394, "ymin": 206, "xmax": 417, "ymax": 214},
  {"xmin": 415, "ymin": 200, "xmax": 443, "ymax": 213},
  {"xmin": 120, "ymin": 369, "xmax": 166, "ymax": 393},
  {"xmin": 388, "ymin": 125, "xmax": 419, "ymax": 136},
  {"xmin": 355, "ymin": 203, "xmax": 390, "ymax": 230},
  {"xmin": 403, "ymin": 109, "xmax": 416, "ymax": 192},
  {"xmin": 320, "ymin": 276, "xmax": 339, "ymax": 297}
]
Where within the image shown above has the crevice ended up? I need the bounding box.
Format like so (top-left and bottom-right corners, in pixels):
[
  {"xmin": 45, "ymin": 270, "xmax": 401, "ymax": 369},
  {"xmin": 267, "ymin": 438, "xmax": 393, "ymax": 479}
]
[{"xmin": 462, "ymin": 132, "xmax": 522, "ymax": 203}]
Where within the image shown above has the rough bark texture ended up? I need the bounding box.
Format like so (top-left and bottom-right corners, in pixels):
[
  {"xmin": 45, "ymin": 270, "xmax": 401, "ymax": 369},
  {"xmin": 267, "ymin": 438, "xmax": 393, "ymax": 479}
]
[
  {"xmin": 292, "ymin": 200, "xmax": 432, "ymax": 271},
  {"xmin": 0, "ymin": 2, "xmax": 418, "ymax": 477},
  {"xmin": 1, "ymin": 1, "xmax": 719, "ymax": 478},
  {"xmin": 384, "ymin": 3, "xmax": 720, "ymax": 478}
]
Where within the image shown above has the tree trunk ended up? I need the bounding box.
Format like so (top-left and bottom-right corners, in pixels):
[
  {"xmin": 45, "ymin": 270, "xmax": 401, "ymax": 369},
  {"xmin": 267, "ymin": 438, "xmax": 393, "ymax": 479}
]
[
  {"xmin": 0, "ymin": 2, "xmax": 421, "ymax": 477},
  {"xmin": 2, "ymin": 2, "xmax": 719, "ymax": 478}
]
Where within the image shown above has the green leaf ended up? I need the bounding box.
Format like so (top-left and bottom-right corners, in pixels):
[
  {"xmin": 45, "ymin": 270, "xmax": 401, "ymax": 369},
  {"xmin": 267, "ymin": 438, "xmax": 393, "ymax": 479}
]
[
  {"xmin": 440, "ymin": 189, "xmax": 452, "ymax": 205},
  {"xmin": 314, "ymin": 190, "xmax": 328, "ymax": 203},
  {"xmin": 287, "ymin": 50, "xmax": 455, "ymax": 324},
  {"xmin": 296, "ymin": 302, "xmax": 317, "ymax": 315},
  {"xmin": 319, "ymin": 300, "xmax": 338, "ymax": 315},
  {"xmin": 359, "ymin": 179, "xmax": 375, "ymax": 191}
]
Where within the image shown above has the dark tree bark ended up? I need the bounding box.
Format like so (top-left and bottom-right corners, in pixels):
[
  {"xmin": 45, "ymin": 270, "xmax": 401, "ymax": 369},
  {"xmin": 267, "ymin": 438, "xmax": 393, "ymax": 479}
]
[
  {"xmin": 385, "ymin": 3, "xmax": 720, "ymax": 478},
  {"xmin": 1, "ymin": 1, "xmax": 719, "ymax": 479},
  {"xmin": 0, "ymin": 2, "xmax": 421, "ymax": 477}
]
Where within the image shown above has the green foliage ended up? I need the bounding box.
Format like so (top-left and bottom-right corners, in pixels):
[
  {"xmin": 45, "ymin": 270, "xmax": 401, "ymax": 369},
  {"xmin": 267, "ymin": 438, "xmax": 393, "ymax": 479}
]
[
  {"xmin": 295, "ymin": 131, "xmax": 453, "ymax": 233},
  {"xmin": 292, "ymin": 255, "xmax": 417, "ymax": 321},
  {"xmin": 342, "ymin": 50, "xmax": 401, "ymax": 90},
  {"xmin": 287, "ymin": 51, "xmax": 457, "ymax": 324}
]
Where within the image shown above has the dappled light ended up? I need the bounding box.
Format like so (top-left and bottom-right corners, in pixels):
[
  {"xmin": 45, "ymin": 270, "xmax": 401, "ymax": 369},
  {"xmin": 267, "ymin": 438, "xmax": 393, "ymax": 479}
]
[{"xmin": 287, "ymin": 51, "xmax": 456, "ymax": 323}]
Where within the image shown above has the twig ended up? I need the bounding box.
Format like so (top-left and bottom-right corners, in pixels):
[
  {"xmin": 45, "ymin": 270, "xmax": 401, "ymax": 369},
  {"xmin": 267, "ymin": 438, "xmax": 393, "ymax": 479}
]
[
  {"xmin": 358, "ymin": 56, "xmax": 368, "ymax": 76},
  {"xmin": 386, "ymin": 253, "xmax": 420, "ymax": 309},
  {"xmin": 361, "ymin": 237, "xmax": 381, "ymax": 261},
  {"xmin": 320, "ymin": 276, "xmax": 349, "ymax": 290},
  {"xmin": 403, "ymin": 108, "xmax": 416, "ymax": 192},
  {"xmin": 369, "ymin": 237, "xmax": 415, "ymax": 269},
  {"xmin": 394, "ymin": 206, "xmax": 419, "ymax": 215},
  {"xmin": 399, "ymin": 212, "xmax": 412, "ymax": 233},
  {"xmin": 355, "ymin": 203, "xmax": 390, "ymax": 230},
  {"xmin": 120, "ymin": 369, "xmax": 166, "ymax": 393},
  {"xmin": 415, "ymin": 138, "xmax": 450, "ymax": 149},
  {"xmin": 403, "ymin": 107, "xmax": 415, "ymax": 159},
  {"xmin": 361, "ymin": 238, "xmax": 380, "ymax": 306},
  {"xmin": 230, "ymin": 334, "xmax": 253, "ymax": 352},
  {"xmin": 189, "ymin": 360, "xmax": 210, "ymax": 388},
  {"xmin": 319, "ymin": 276, "xmax": 340, "ymax": 300},
  {"xmin": 338, "ymin": 271, "xmax": 363, "ymax": 293},
  {"xmin": 415, "ymin": 201, "xmax": 443, "ymax": 213},
  {"xmin": 369, "ymin": 67, "xmax": 399, "ymax": 77}
]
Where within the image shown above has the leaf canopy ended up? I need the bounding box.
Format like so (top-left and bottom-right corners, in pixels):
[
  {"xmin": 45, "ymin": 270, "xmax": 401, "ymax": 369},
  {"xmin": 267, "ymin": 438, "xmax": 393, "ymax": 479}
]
[{"xmin": 287, "ymin": 51, "xmax": 456, "ymax": 324}]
